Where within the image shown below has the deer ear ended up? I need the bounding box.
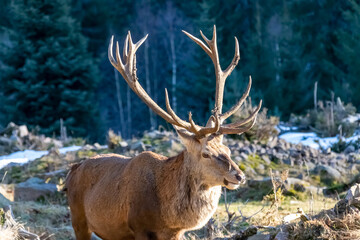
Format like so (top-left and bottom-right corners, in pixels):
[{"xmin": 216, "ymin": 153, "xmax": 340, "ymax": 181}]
[{"xmin": 174, "ymin": 127, "xmax": 199, "ymax": 149}]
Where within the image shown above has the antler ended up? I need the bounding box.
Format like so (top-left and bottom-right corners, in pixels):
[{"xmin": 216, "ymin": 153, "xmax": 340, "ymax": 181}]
[
  {"xmin": 109, "ymin": 27, "xmax": 261, "ymax": 138},
  {"xmin": 183, "ymin": 26, "xmax": 262, "ymax": 135},
  {"xmin": 108, "ymin": 32, "xmax": 220, "ymax": 139}
]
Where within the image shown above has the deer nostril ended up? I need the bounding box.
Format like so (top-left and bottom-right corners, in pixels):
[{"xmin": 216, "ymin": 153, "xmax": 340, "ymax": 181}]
[{"xmin": 236, "ymin": 174, "xmax": 245, "ymax": 183}]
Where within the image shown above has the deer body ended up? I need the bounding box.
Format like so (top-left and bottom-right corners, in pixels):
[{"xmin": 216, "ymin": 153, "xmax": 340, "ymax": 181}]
[
  {"xmin": 67, "ymin": 151, "xmax": 222, "ymax": 239},
  {"xmin": 66, "ymin": 27, "xmax": 262, "ymax": 240}
]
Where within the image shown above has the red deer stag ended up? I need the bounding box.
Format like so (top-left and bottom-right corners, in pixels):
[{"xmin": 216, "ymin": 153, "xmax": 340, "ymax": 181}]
[{"xmin": 66, "ymin": 26, "xmax": 262, "ymax": 240}]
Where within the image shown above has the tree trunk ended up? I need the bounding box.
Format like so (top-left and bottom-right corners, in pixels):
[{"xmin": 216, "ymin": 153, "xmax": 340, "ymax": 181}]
[
  {"xmin": 127, "ymin": 87, "xmax": 132, "ymax": 138},
  {"xmin": 114, "ymin": 69, "xmax": 125, "ymax": 137},
  {"xmin": 152, "ymin": 48, "xmax": 158, "ymax": 127},
  {"xmin": 145, "ymin": 39, "xmax": 156, "ymax": 130},
  {"xmin": 170, "ymin": 31, "xmax": 177, "ymax": 112}
]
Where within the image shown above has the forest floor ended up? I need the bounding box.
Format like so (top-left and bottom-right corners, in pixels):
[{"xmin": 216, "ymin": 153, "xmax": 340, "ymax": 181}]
[{"xmin": 0, "ymin": 126, "xmax": 360, "ymax": 239}]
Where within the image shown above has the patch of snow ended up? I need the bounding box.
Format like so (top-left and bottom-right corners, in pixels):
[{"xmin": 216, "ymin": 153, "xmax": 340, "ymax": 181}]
[
  {"xmin": 0, "ymin": 146, "xmax": 82, "ymax": 169},
  {"xmin": 343, "ymin": 114, "xmax": 360, "ymax": 123},
  {"xmin": 280, "ymin": 132, "xmax": 360, "ymax": 149},
  {"xmin": 277, "ymin": 124, "xmax": 299, "ymax": 132}
]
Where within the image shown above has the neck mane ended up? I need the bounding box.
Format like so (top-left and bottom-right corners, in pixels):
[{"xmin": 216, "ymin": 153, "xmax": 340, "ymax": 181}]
[{"xmin": 158, "ymin": 150, "xmax": 222, "ymax": 230}]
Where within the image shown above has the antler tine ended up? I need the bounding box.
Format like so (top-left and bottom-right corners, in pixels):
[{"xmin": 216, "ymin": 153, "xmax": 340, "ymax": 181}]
[
  {"xmin": 123, "ymin": 34, "xmax": 129, "ymax": 63},
  {"xmin": 196, "ymin": 113, "xmax": 221, "ymax": 139},
  {"xmin": 183, "ymin": 26, "xmax": 225, "ymax": 114},
  {"xmin": 223, "ymin": 100, "xmax": 262, "ymax": 128},
  {"xmin": 223, "ymin": 36, "xmax": 240, "ymax": 78},
  {"xmin": 219, "ymin": 116, "xmax": 258, "ymax": 135},
  {"xmin": 115, "ymin": 41, "xmax": 125, "ymax": 72},
  {"xmin": 109, "ymin": 33, "xmax": 183, "ymax": 127},
  {"xmin": 220, "ymin": 76, "xmax": 252, "ymax": 122},
  {"xmin": 164, "ymin": 89, "xmax": 193, "ymax": 129},
  {"xmin": 182, "ymin": 30, "xmax": 212, "ymax": 56},
  {"xmin": 188, "ymin": 112, "xmax": 200, "ymax": 133},
  {"xmin": 108, "ymin": 36, "xmax": 117, "ymax": 67}
]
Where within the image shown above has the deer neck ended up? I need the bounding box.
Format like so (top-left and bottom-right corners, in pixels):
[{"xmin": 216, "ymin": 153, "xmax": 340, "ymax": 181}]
[{"xmin": 158, "ymin": 150, "xmax": 221, "ymax": 229}]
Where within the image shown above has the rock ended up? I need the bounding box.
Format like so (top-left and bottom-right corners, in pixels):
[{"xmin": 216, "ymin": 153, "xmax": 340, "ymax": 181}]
[
  {"xmin": 0, "ymin": 122, "xmax": 16, "ymax": 136},
  {"xmin": 240, "ymin": 152, "xmax": 248, "ymax": 160},
  {"xmin": 262, "ymin": 155, "xmax": 271, "ymax": 164},
  {"xmin": 267, "ymin": 136, "xmax": 278, "ymax": 148},
  {"xmin": 0, "ymin": 136, "xmax": 12, "ymax": 146},
  {"xmin": 303, "ymin": 161, "xmax": 316, "ymax": 171},
  {"xmin": 260, "ymin": 148, "xmax": 266, "ymax": 155},
  {"xmin": 94, "ymin": 143, "xmax": 102, "ymax": 150},
  {"xmin": 146, "ymin": 130, "xmax": 165, "ymax": 139},
  {"xmin": 309, "ymin": 148, "xmax": 319, "ymax": 158},
  {"xmin": 14, "ymin": 177, "xmax": 57, "ymax": 201},
  {"xmin": 348, "ymin": 164, "xmax": 359, "ymax": 174},
  {"xmin": 344, "ymin": 145, "xmax": 356, "ymax": 154},
  {"xmin": 18, "ymin": 125, "xmax": 29, "ymax": 137},
  {"xmin": 345, "ymin": 184, "xmax": 360, "ymax": 209},
  {"xmin": 247, "ymin": 234, "xmax": 271, "ymax": 240},
  {"xmin": 324, "ymin": 147, "xmax": 332, "ymax": 154},
  {"xmin": 314, "ymin": 165, "xmax": 342, "ymax": 181},
  {"xmin": 82, "ymin": 144, "xmax": 95, "ymax": 151},
  {"xmin": 130, "ymin": 141, "xmax": 146, "ymax": 152},
  {"xmin": 289, "ymin": 148, "xmax": 301, "ymax": 159},
  {"xmin": 242, "ymin": 147, "xmax": 252, "ymax": 155},
  {"xmin": 119, "ymin": 141, "xmax": 129, "ymax": 148},
  {"xmin": 274, "ymin": 231, "xmax": 289, "ymax": 240},
  {"xmin": 0, "ymin": 193, "xmax": 11, "ymax": 209},
  {"xmin": 284, "ymin": 178, "xmax": 309, "ymax": 191},
  {"xmin": 255, "ymin": 164, "xmax": 265, "ymax": 174}
]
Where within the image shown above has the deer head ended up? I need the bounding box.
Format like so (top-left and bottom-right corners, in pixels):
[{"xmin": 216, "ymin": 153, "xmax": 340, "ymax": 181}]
[{"xmin": 108, "ymin": 26, "xmax": 262, "ymax": 189}]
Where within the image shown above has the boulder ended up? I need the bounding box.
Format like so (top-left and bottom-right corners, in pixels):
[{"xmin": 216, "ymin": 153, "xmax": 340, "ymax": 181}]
[
  {"xmin": 130, "ymin": 141, "xmax": 146, "ymax": 152},
  {"xmin": 247, "ymin": 234, "xmax": 272, "ymax": 240},
  {"xmin": 285, "ymin": 178, "xmax": 309, "ymax": 191},
  {"xmin": 267, "ymin": 136, "xmax": 278, "ymax": 148},
  {"xmin": 18, "ymin": 125, "xmax": 29, "ymax": 138},
  {"xmin": 345, "ymin": 183, "xmax": 360, "ymax": 209},
  {"xmin": 314, "ymin": 165, "xmax": 342, "ymax": 181},
  {"xmin": 14, "ymin": 177, "xmax": 57, "ymax": 201},
  {"xmin": 344, "ymin": 145, "xmax": 356, "ymax": 154},
  {"xmin": 274, "ymin": 231, "xmax": 289, "ymax": 240}
]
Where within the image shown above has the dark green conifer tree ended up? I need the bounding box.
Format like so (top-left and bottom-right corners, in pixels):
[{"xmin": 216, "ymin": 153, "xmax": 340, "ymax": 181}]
[{"xmin": 0, "ymin": 0, "xmax": 101, "ymax": 139}]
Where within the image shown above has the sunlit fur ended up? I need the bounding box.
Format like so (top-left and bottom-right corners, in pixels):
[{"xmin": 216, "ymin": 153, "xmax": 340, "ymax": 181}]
[{"xmin": 65, "ymin": 132, "xmax": 245, "ymax": 240}]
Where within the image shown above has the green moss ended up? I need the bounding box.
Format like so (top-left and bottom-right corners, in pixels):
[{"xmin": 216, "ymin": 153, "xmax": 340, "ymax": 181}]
[
  {"xmin": 76, "ymin": 150, "xmax": 97, "ymax": 159},
  {"xmin": 246, "ymin": 154, "xmax": 284, "ymax": 172},
  {"xmin": 239, "ymin": 163, "xmax": 246, "ymax": 171},
  {"xmin": 141, "ymin": 136, "xmax": 152, "ymax": 145},
  {"xmin": 0, "ymin": 208, "xmax": 5, "ymax": 226},
  {"xmin": 284, "ymin": 188, "xmax": 307, "ymax": 201},
  {"xmin": 247, "ymin": 154, "xmax": 265, "ymax": 169},
  {"xmin": 64, "ymin": 137, "xmax": 86, "ymax": 147}
]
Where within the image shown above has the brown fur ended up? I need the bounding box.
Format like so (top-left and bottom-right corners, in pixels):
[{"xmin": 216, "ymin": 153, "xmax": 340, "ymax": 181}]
[{"xmin": 66, "ymin": 135, "xmax": 245, "ymax": 240}]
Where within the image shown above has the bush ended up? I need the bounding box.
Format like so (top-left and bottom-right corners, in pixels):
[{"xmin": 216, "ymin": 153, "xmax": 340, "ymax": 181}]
[
  {"xmin": 331, "ymin": 137, "xmax": 360, "ymax": 153},
  {"xmin": 290, "ymin": 97, "xmax": 357, "ymax": 137},
  {"xmin": 230, "ymin": 98, "xmax": 279, "ymax": 143}
]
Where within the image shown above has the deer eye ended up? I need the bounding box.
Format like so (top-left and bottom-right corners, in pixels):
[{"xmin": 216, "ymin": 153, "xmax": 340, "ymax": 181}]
[{"xmin": 202, "ymin": 153, "xmax": 210, "ymax": 158}]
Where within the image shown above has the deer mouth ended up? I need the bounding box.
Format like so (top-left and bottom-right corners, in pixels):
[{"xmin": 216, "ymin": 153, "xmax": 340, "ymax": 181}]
[{"xmin": 223, "ymin": 179, "xmax": 240, "ymax": 190}]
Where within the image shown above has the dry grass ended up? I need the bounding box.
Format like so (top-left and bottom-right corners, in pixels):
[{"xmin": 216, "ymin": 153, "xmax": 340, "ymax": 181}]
[
  {"xmin": 287, "ymin": 210, "xmax": 360, "ymax": 240},
  {"xmin": 0, "ymin": 226, "xmax": 20, "ymax": 240},
  {"xmin": 11, "ymin": 201, "xmax": 73, "ymax": 240}
]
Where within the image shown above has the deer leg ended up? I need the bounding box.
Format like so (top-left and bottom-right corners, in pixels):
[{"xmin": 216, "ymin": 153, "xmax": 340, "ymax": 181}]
[
  {"xmin": 156, "ymin": 231, "xmax": 183, "ymax": 240},
  {"xmin": 72, "ymin": 220, "xmax": 91, "ymax": 240},
  {"xmin": 70, "ymin": 209, "xmax": 92, "ymax": 240}
]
